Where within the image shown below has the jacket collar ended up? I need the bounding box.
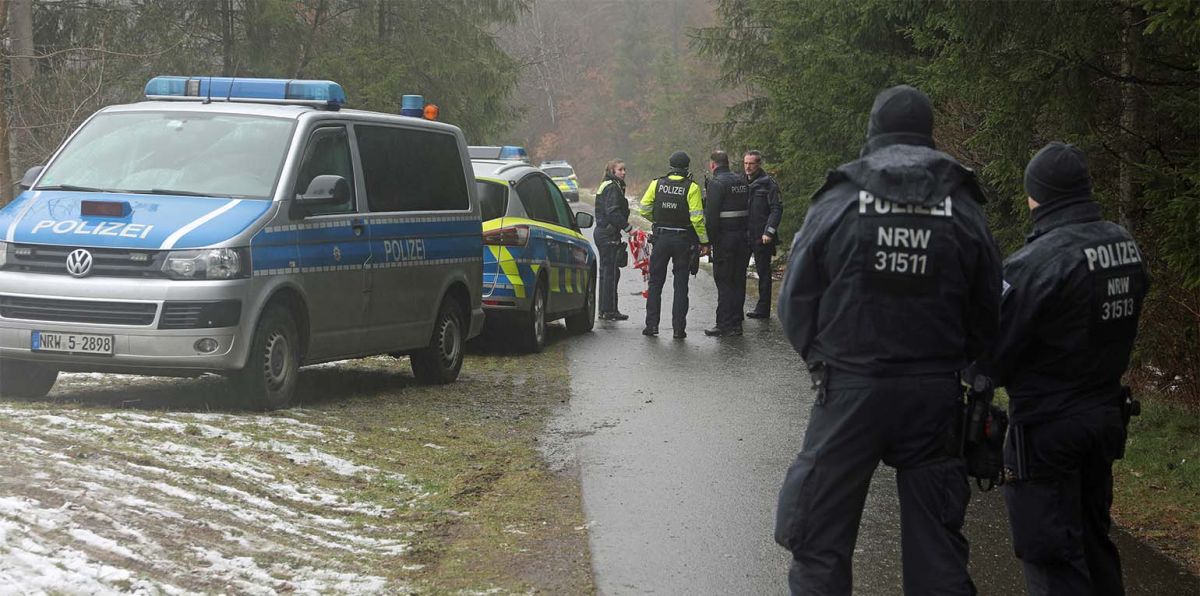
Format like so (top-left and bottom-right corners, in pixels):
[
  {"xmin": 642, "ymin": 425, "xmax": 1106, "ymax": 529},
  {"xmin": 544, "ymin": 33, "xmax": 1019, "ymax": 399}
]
[
  {"xmin": 604, "ymin": 173, "xmax": 625, "ymax": 188},
  {"xmin": 860, "ymin": 132, "xmax": 936, "ymax": 157},
  {"xmin": 1027, "ymin": 196, "xmax": 1103, "ymax": 243},
  {"xmin": 713, "ymin": 165, "xmax": 731, "ymax": 175}
]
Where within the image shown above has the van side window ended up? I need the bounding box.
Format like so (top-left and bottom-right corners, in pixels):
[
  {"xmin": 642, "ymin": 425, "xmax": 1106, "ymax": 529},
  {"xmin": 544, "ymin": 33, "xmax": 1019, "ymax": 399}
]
[
  {"xmin": 543, "ymin": 178, "xmax": 576, "ymax": 229},
  {"xmin": 515, "ymin": 176, "xmax": 558, "ymax": 225},
  {"xmin": 293, "ymin": 126, "xmax": 356, "ymax": 216},
  {"xmin": 356, "ymin": 125, "xmax": 470, "ymax": 213}
]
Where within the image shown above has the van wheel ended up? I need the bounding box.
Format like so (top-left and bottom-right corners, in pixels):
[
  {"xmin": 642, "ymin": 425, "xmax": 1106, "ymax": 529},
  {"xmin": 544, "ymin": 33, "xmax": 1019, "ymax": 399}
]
[
  {"xmin": 232, "ymin": 305, "xmax": 299, "ymax": 410},
  {"xmin": 566, "ymin": 270, "xmax": 596, "ymax": 333},
  {"xmin": 520, "ymin": 280, "xmax": 547, "ymax": 353},
  {"xmin": 412, "ymin": 297, "xmax": 465, "ymax": 384},
  {"xmin": 0, "ymin": 360, "xmax": 57, "ymax": 398}
]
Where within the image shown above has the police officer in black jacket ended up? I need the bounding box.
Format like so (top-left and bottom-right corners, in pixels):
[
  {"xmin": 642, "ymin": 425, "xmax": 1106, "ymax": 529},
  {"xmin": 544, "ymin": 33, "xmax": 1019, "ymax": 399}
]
[
  {"xmin": 989, "ymin": 143, "xmax": 1148, "ymax": 596},
  {"xmin": 744, "ymin": 150, "xmax": 784, "ymax": 319},
  {"xmin": 594, "ymin": 159, "xmax": 632, "ymax": 321},
  {"xmin": 775, "ymin": 85, "xmax": 1001, "ymax": 595},
  {"xmin": 704, "ymin": 150, "xmax": 751, "ymax": 337}
]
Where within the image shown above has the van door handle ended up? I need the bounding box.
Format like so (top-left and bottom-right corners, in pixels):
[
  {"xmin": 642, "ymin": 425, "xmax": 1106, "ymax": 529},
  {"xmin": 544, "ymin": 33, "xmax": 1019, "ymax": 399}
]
[{"xmin": 351, "ymin": 218, "xmax": 365, "ymax": 237}]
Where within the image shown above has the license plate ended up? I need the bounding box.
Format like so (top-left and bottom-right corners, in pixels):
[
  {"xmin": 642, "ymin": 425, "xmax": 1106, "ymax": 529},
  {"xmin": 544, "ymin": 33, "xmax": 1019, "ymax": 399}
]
[{"xmin": 31, "ymin": 331, "xmax": 114, "ymax": 355}]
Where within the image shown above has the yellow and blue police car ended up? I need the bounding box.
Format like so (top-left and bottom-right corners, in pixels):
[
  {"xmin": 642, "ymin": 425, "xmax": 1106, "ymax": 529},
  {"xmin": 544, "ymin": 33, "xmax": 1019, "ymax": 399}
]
[
  {"xmin": 540, "ymin": 160, "xmax": 581, "ymax": 203},
  {"xmin": 471, "ymin": 155, "xmax": 596, "ymax": 352}
]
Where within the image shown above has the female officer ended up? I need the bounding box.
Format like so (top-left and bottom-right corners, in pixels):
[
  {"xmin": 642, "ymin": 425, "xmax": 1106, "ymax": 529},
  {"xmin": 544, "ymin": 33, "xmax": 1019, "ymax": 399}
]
[{"xmin": 594, "ymin": 159, "xmax": 631, "ymax": 320}]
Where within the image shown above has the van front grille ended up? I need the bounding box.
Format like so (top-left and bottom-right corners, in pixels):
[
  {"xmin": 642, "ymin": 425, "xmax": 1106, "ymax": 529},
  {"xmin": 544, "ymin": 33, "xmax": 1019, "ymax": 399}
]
[{"xmin": 0, "ymin": 295, "xmax": 157, "ymax": 326}]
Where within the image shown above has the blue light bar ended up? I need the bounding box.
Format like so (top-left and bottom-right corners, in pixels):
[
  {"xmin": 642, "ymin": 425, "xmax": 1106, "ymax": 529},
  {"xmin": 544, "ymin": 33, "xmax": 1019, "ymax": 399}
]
[
  {"xmin": 400, "ymin": 94, "xmax": 424, "ymax": 117},
  {"xmin": 144, "ymin": 76, "xmax": 346, "ymax": 108}
]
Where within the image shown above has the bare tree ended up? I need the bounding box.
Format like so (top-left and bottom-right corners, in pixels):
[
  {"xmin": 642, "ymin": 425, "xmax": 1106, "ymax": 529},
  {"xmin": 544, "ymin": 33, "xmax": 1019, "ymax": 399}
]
[{"xmin": 0, "ymin": 0, "xmax": 13, "ymax": 203}]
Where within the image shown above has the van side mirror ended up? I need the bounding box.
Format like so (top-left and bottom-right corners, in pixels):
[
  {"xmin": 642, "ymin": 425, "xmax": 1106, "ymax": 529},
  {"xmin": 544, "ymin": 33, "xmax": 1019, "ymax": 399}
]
[
  {"xmin": 574, "ymin": 211, "xmax": 594, "ymax": 229},
  {"xmin": 295, "ymin": 175, "xmax": 349, "ymax": 210},
  {"xmin": 18, "ymin": 166, "xmax": 43, "ymax": 190}
]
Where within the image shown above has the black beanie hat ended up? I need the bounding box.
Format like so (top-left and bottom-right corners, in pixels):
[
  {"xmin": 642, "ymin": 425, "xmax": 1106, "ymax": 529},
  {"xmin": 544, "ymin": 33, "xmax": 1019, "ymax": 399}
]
[
  {"xmin": 669, "ymin": 151, "xmax": 691, "ymax": 169},
  {"xmin": 867, "ymin": 85, "xmax": 934, "ymax": 139},
  {"xmin": 1024, "ymin": 142, "xmax": 1092, "ymax": 204}
]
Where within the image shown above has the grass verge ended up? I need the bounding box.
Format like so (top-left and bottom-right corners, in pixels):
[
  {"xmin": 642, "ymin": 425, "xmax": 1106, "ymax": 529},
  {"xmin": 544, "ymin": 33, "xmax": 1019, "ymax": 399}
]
[{"xmin": 1112, "ymin": 397, "xmax": 1200, "ymax": 573}]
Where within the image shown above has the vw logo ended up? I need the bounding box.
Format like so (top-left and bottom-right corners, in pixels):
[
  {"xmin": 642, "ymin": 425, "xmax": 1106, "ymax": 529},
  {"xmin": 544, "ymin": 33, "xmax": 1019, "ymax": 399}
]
[{"xmin": 65, "ymin": 249, "xmax": 93, "ymax": 277}]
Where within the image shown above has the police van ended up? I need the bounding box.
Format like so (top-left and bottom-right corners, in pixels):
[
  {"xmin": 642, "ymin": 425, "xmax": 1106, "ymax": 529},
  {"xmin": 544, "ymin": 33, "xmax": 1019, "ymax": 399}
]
[{"xmin": 0, "ymin": 76, "xmax": 484, "ymax": 409}]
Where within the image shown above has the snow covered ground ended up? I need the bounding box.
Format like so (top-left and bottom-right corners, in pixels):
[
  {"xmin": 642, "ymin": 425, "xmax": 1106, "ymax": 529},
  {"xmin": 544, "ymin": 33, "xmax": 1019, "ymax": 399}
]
[{"xmin": 0, "ymin": 375, "xmax": 423, "ymax": 595}]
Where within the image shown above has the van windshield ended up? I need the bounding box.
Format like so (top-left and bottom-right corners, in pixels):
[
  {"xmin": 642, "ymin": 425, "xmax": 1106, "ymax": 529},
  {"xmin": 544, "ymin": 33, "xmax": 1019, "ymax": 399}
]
[
  {"xmin": 37, "ymin": 111, "xmax": 295, "ymax": 199},
  {"xmin": 542, "ymin": 167, "xmax": 573, "ymax": 178}
]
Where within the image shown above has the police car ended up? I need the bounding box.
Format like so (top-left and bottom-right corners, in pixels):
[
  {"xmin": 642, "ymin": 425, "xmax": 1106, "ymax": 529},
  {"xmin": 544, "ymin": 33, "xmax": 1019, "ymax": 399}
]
[
  {"xmin": 539, "ymin": 160, "xmax": 580, "ymax": 203},
  {"xmin": 473, "ymin": 158, "xmax": 596, "ymax": 352},
  {"xmin": 0, "ymin": 76, "xmax": 484, "ymax": 409}
]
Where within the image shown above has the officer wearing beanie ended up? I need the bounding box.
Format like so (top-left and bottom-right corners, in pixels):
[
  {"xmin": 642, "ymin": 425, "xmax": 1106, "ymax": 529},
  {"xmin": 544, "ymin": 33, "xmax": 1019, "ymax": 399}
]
[
  {"xmin": 775, "ymin": 85, "xmax": 1001, "ymax": 595},
  {"xmin": 986, "ymin": 142, "xmax": 1149, "ymax": 596},
  {"xmin": 639, "ymin": 150, "xmax": 709, "ymax": 338}
]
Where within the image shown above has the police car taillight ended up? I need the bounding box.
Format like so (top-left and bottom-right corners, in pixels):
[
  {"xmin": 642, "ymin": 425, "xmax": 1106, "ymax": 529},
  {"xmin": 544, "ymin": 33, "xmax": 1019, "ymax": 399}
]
[
  {"xmin": 144, "ymin": 76, "xmax": 346, "ymax": 109},
  {"xmin": 483, "ymin": 225, "xmax": 529, "ymax": 246}
]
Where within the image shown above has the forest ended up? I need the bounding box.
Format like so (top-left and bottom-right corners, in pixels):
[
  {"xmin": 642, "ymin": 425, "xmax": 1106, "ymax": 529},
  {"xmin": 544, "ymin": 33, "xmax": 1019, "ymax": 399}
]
[{"xmin": 0, "ymin": 0, "xmax": 1196, "ymax": 404}]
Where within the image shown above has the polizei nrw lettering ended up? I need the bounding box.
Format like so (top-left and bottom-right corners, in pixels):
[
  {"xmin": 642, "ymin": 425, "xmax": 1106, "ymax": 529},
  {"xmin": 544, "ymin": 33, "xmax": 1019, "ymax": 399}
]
[
  {"xmin": 877, "ymin": 226, "xmax": 932, "ymax": 249},
  {"xmin": 1083, "ymin": 240, "xmax": 1141, "ymax": 271},
  {"xmin": 31, "ymin": 219, "xmax": 155, "ymax": 239},
  {"xmin": 658, "ymin": 183, "xmax": 687, "ymax": 196},
  {"xmin": 858, "ymin": 191, "xmax": 952, "ymax": 217}
]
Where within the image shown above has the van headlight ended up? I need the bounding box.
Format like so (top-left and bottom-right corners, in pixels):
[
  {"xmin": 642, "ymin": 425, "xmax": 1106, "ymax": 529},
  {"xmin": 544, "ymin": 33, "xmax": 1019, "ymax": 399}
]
[
  {"xmin": 0, "ymin": 241, "xmax": 7, "ymax": 268},
  {"xmin": 162, "ymin": 248, "xmax": 250, "ymax": 280}
]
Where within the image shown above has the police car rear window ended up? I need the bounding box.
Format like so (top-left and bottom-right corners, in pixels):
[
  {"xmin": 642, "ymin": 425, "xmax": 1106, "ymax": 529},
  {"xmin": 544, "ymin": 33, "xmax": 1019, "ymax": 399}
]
[
  {"xmin": 476, "ymin": 181, "xmax": 507, "ymax": 221},
  {"xmin": 542, "ymin": 167, "xmax": 573, "ymax": 177},
  {"xmin": 356, "ymin": 125, "xmax": 470, "ymax": 212},
  {"xmin": 37, "ymin": 111, "xmax": 294, "ymax": 199}
]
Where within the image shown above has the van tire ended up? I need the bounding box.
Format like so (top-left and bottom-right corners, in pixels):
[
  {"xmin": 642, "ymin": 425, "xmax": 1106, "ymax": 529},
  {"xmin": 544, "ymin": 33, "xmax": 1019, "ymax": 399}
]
[
  {"xmin": 412, "ymin": 296, "xmax": 465, "ymax": 384},
  {"xmin": 232, "ymin": 305, "xmax": 299, "ymax": 410},
  {"xmin": 565, "ymin": 269, "xmax": 596, "ymax": 333},
  {"xmin": 0, "ymin": 360, "xmax": 57, "ymax": 398},
  {"xmin": 520, "ymin": 280, "xmax": 547, "ymax": 353}
]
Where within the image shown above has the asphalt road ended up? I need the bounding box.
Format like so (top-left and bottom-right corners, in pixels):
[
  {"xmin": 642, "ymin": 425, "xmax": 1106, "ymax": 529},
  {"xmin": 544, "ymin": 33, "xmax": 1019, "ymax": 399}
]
[{"xmin": 554, "ymin": 202, "xmax": 1199, "ymax": 595}]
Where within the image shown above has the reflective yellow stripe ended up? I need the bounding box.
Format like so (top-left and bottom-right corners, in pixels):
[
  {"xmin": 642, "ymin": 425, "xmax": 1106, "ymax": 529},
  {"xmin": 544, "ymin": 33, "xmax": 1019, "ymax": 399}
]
[
  {"xmin": 549, "ymin": 266, "xmax": 559, "ymax": 294},
  {"xmin": 491, "ymin": 245, "xmax": 525, "ymax": 299}
]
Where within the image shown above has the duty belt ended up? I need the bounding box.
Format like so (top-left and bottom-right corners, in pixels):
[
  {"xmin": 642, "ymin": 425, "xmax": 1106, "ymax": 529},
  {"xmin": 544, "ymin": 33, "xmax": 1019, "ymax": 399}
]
[{"xmin": 719, "ymin": 210, "xmax": 749, "ymax": 218}]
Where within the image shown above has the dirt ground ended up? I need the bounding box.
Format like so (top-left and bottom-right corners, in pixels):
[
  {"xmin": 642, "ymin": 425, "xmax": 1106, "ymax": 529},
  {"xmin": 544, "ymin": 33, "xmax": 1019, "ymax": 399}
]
[{"xmin": 0, "ymin": 332, "xmax": 594, "ymax": 595}]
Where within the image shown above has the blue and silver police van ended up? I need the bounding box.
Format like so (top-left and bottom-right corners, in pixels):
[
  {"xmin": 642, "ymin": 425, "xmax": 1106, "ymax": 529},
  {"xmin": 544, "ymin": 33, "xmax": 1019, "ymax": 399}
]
[{"xmin": 0, "ymin": 76, "xmax": 484, "ymax": 408}]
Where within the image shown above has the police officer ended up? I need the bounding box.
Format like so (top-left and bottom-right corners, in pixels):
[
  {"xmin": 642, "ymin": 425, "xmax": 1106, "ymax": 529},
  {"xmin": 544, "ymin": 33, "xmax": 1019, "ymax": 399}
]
[
  {"xmin": 704, "ymin": 150, "xmax": 751, "ymax": 337},
  {"xmin": 744, "ymin": 150, "xmax": 784, "ymax": 319},
  {"xmin": 775, "ymin": 85, "xmax": 1001, "ymax": 595},
  {"xmin": 639, "ymin": 150, "xmax": 709, "ymax": 339},
  {"xmin": 595, "ymin": 159, "xmax": 632, "ymax": 321},
  {"xmin": 989, "ymin": 143, "xmax": 1148, "ymax": 596}
]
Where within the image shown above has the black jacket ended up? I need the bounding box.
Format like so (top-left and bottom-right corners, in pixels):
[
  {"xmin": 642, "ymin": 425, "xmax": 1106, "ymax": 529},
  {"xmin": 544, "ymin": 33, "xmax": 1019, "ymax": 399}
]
[
  {"xmin": 704, "ymin": 166, "xmax": 750, "ymax": 238},
  {"xmin": 747, "ymin": 170, "xmax": 784, "ymax": 252},
  {"xmin": 594, "ymin": 174, "xmax": 629, "ymax": 240},
  {"xmin": 778, "ymin": 139, "xmax": 1002, "ymax": 376},
  {"xmin": 990, "ymin": 197, "xmax": 1149, "ymax": 424}
]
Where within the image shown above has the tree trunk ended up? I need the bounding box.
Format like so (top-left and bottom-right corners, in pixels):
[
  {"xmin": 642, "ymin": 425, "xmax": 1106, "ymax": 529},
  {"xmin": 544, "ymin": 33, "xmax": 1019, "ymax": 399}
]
[
  {"xmin": 0, "ymin": 0, "xmax": 14, "ymax": 204},
  {"xmin": 8, "ymin": 0, "xmax": 31, "ymax": 85},
  {"xmin": 1118, "ymin": 3, "xmax": 1143, "ymax": 230},
  {"xmin": 222, "ymin": 0, "xmax": 235, "ymax": 76}
]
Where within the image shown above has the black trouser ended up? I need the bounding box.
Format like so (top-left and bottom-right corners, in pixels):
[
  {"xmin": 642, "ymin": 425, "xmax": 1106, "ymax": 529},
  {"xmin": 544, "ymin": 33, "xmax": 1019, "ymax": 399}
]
[
  {"xmin": 776, "ymin": 369, "xmax": 975, "ymax": 596},
  {"xmin": 596, "ymin": 230, "xmax": 623, "ymax": 315},
  {"xmin": 713, "ymin": 229, "xmax": 750, "ymax": 329},
  {"xmin": 750, "ymin": 244, "xmax": 775, "ymax": 315},
  {"xmin": 644, "ymin": 228, "xmax": 693, "ymax": 331},
  {"xmin": 1003, "ymin": 407, "xmax": 1126, "ymax": 596}
]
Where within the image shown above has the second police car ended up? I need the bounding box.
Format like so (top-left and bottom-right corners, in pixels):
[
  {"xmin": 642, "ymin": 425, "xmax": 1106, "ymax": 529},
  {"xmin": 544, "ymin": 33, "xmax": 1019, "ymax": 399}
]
[
  {"xmin": 472, "ymin": 154, "xmax": 597, "ymax": 352},
  {"xmin": 540, "ymin": 160, "xmax": 581, "ymax": 203},
  {"xmin": 0, "ymin": 76, "xmax": 484, "ymax": 409}
]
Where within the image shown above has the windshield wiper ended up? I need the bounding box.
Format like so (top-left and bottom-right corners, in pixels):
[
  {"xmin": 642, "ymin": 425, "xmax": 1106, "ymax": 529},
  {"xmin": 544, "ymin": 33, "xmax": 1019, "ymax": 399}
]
[
  {"xmin": 125, "ymin": 188, "xmax": 218, "ymax": 198},
  {"xmin": 34, "ymin": 184, "xmax": 115, "ymax": 193}
]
